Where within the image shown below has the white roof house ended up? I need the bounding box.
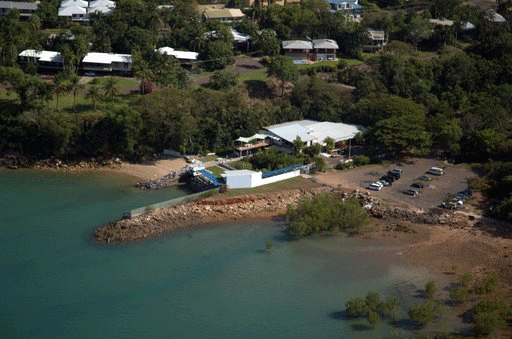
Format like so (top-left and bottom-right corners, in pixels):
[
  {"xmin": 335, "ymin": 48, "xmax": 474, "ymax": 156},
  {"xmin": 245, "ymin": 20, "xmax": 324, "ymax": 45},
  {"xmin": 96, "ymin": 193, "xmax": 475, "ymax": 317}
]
[
  {"xmin": 58, "ymin": 4, "xmax": 87, "ymax": 16},
  {"xmin": 157, "ymin": 47, "xmax": 199, "ymax": 61},
  {"xmin": 282, "ymin": 40, "xmax": 313, "ymax": 50},
  {"xmin": 82, "ymin": 52, "xmax": 132, "ymax": 64},
  {"xmin": 312, "ymin": 39, "xmax": 339, "ymax": 49},
  {"xmin": 89, "ymin": 0, "xmax": 115, "ymax": 8},
  {"xmin": 263, "ymin": 120, "xmax": 363, "ymax": 147},
  {"xmin": 60, "ymin": 0, "xmax": 88, "ymax": 8},
  {"xmin": 87, "ymin": 4, "xmax": 113, "ymax": 14},
  {"xmin": 18, "ymin": 49, "xmax": 64, "ymax": 63}
]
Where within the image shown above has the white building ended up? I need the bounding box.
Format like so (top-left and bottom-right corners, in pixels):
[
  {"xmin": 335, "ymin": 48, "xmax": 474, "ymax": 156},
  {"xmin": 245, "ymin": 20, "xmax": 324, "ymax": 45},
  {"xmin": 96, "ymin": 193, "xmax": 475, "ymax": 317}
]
[
  {"xmin": 157, "ymin": 47, "xmax": 199, "ymax": 62},
  {"xmin": 58, "ymin": 0, "xmax": 115, "ymax": 21},
  {"xmin": 262, "ymin": 120, "xmax": 363, "ymax": 150},
  {"xmin": 18, "ymin": 49, "xmax": 64, "ymax": 70},
  {"xmin": 221, "ymin": 168, "xmax": 301, "ymax": 189},
  {"xmin": 81, "ymin": 52, "xmax": 132, "ymax": 73}
]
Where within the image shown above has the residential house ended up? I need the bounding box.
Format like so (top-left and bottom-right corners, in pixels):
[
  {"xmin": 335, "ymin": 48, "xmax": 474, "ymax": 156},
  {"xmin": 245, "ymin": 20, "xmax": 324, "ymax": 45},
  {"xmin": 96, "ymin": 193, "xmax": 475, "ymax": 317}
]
[
  {"xmin": 363, "ymin": 29, "xmax": 387, "ymax": 52},
  {"xmin": 282, "ymin": 39, "xmax": 339, "ymax": 62},
  {"xmin": 81, "ymin": 52, "xmax": 132, "ymax": 74},
  {"xmin": 203, "ymin": 8, "xmax": 245, "ymax": 22},
  {"xmin": 326, "ymin": 0, "xmax": 363, "ymax": 19},
  {"xmin": 157, "ymin": 47, "xmax": 199, "ymax": 68},
  {"xmin": 58, "ymin": 0, "xmax": 115, "ymax": 21},
  {"xmin": 243, "ymin": 0, "xmax": 301, "ymax": 8},
  {"xmin": 0, "ymin": 1, "xmax": 38, "ymax": 17},
  {"xmin": 18, "ymin": 49, "xmax": 64, "ymax": 70},
  {"xmin": 312, "ymin": 39, "xmax": 338, "ymax": 61},
  {"xmin": 234, "ymin": 134, "xmax": 270, "ymax": 157},
  {"xmin": 58, "ymin": 2, "xmax": 88, "ymax": 21},
  {"xmin": 282, "ymin": 40, "xmax": 313, "ymax": 63}
]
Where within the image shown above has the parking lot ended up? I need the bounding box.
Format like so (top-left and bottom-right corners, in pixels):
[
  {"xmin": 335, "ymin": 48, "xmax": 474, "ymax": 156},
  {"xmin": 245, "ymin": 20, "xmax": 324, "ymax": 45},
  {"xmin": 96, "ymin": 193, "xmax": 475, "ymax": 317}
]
[{"xmin": 315, "ymin": 158, "xmax": 476, "ymax": 210}]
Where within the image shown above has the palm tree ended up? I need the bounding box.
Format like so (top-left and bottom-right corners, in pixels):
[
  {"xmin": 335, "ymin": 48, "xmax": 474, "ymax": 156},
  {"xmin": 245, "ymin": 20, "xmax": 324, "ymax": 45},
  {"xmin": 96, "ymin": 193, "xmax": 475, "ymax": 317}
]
[
  {"xmin": 102, "ymin": 76, "xmax": 119, "ymax": 103},
  {"xmin": 134, "ymin": 60, "xmax": 154, "ymax": 95},
  {"xmin": 52, "ymin": 75, "xmax": 66, "ymax": 111},
  {"xmin": 85, "ymin": 84, "xmax": 101, "ymax": 110},
  {"xmin": 68, "ymin": 74, "xmax": 83, "ymax": 112}
]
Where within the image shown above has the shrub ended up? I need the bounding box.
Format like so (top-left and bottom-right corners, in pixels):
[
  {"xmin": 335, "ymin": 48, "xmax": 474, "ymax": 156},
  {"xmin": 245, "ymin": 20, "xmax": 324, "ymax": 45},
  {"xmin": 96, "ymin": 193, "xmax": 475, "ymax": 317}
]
[
  {"xmin": 425, "ymin": 280, "xmax": 437, "ymax": 299},
  {"xmin": 475, "ymin": 272, "xmax": 499, "ymax": 295},
  {"xmin": 265, "ymin": 240, "xmax": 273, "ymax": 250},
  {"xmin": 408, "ymin": 302, "xmax": 445, "ymax": 327},
  {"xmin": 336, "ymin": 162, "xmax": 351, "ymax": 170},
  {"xmin": 471, "ymin": 300, "xmax": 511, "ymax": 335},
  {"xmin": 345, "ymin": 291, "xmax": 399, "ymax": 326},
  {"xmin": 352, "ymin": 155, "xmax": 369, "ymax": 166},
  {"xmin": 449, "ymin": 287, "xmax": 469, "ymax": 304},
  {"xmin": 286, "ymin": 194, "xmax": 371, "ymax": 238},
  {"xmin": 218, "ymin": 185, "xmax": 228, "ymax": 194},
  {"xmin": 144, "ymin": 206, "xmax": 155, "ymax": 214}
]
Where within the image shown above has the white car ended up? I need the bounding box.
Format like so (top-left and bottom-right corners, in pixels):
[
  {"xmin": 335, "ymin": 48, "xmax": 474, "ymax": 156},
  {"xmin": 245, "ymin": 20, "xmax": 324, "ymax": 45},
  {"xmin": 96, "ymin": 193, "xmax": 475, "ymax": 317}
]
[{"xmin": 366, "ymin": 183, "xmax": 382, "ymax": 191}]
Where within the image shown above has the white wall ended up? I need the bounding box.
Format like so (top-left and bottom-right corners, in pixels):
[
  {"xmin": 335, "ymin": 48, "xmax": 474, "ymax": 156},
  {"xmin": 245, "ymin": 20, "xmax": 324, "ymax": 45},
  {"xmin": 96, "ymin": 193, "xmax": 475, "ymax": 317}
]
[
  {"xmin": 225, "ymin": 169, "xmax": 300, "ymax": 189},
  {"xmin": 225, "ymin": 172, "xmax": 260, "ymax": 188}
]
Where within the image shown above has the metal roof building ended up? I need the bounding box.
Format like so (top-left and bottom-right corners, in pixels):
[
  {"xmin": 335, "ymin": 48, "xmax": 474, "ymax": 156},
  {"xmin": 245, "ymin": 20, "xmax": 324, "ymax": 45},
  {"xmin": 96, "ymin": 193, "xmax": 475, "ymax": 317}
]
[
  {"xmin": 263, "ymin": 120, "xmax": 363, "ymax": 147},
  {"xmin": 157, "ymin": 47, "xmax": 199, "ymax": 61}
]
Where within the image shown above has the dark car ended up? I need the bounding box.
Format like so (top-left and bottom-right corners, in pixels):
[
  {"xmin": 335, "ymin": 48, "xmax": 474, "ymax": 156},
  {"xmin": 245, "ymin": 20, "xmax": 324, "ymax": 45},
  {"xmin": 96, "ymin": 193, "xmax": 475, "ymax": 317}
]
[
  {"xmin": 387, "ymin": 171, "xmax": 400, "ymax": 180},
  {"xmin": 380, "ymin": 175, "xmax": 395, "ymax": 183},
  {"xmin": 411, "ymin": 182, "xmax": 425, "ymax": 189},
  {"xmin": 403, "ymin": 188, "xmax": 419, "ymax": 197}
]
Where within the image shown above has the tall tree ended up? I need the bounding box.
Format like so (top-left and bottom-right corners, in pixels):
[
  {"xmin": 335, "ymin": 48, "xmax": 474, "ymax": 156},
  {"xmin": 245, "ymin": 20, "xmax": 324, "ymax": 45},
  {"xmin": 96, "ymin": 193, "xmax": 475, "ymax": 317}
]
[
  {"xmin": 133, "ymin": 53, "xmax": 154, "ymax": 95},
  {"xmin": 102, "ymin": 76, "xmax": 119, "ymax": 103},
  {"xmin": 68, "ymin": 74, "xmax": 83, "ymax": 112},
  {"xmin": 267, "ymin": 56, "xmax": 298, "ymax": 97},
  {"xmin": 85, "ymin": 84, "xmax": 101, "ymax": 110}
]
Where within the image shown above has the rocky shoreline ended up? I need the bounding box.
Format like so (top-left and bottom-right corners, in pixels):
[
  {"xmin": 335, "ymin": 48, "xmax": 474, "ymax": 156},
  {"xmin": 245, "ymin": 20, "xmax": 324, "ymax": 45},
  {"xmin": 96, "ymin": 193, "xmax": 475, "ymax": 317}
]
[
  {"xmin": 93, "ymin": 187, "xmax": 477, "ymax": 244},
  {"xmin": 0, "ymin": 153, "xmax": 123, "ymax": 171}
]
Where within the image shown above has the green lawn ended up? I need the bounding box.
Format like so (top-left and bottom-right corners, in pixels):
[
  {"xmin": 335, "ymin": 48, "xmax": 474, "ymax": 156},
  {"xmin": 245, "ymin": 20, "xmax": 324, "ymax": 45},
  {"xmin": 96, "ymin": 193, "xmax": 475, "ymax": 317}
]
[
  {"xmin": 202, "ymin": 154, "xmax": 218, "ymax": 162},
  {"xmin": 206, "ymin": 165, "xmax": 225, "ymax": 178}
]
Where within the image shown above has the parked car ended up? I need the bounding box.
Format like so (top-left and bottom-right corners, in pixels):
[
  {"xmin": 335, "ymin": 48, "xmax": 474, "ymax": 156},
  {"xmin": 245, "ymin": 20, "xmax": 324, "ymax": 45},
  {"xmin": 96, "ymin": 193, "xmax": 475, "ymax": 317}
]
[
  {"xmin": 402, "ymin": 188, "xmax": 419, "ymax": 197},
  {"xmin": 427, "ymin": 167, "xmax": 444, "ymax": 175},
  {"xmin": 389, "ymin": 168, "xmax": 402, "ymax": 175},
  {"xmin": 442, "ymin": 199, "xmax": 463, "ymax": 209},
  {"xmin": 366, "ymin": 183, "xmax": 382, "ymax": 191},
  {"xmin": 377, "ymin": 179, "xmax": 391, "ymax": 187},
  {"xmin": 387, "ymin": 171, "xmax": 400, "ymax": 180},
  {"xmin": 84, "ymin": 72, "xmax": 96, "ymax": 76},
  {"xmin": 411, "ymin": 182, "xmax": 425, "ymax": 189},
  {"xmin": 380, "ymin": 175, "xmax": 395, "ymax": 183},
  {"xmin": 418, "ymin": 175, "xmax": 432, "ymax": 181}
]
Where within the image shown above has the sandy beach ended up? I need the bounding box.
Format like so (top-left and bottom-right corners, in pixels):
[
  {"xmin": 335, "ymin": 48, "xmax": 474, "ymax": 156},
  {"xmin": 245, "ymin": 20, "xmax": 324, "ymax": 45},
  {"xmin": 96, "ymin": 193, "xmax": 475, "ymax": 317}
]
[{"xmin": 112, "ymin": 158, "xmax": 188, "ymax": 181}]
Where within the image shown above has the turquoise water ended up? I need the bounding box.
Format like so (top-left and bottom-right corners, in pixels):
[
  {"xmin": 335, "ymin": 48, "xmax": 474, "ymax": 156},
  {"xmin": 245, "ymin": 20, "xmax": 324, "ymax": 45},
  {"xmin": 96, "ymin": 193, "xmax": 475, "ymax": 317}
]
[{"xmin": 0, "ymin": 170, "xmax": 429, "ymax": 338}]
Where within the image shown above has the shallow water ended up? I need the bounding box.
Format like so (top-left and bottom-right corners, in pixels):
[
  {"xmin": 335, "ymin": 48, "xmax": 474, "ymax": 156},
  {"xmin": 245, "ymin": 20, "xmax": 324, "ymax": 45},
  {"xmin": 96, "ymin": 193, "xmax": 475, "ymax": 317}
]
[{"xmin": 0, "ymin": 170, "xmax": 434, "ymax": 338}]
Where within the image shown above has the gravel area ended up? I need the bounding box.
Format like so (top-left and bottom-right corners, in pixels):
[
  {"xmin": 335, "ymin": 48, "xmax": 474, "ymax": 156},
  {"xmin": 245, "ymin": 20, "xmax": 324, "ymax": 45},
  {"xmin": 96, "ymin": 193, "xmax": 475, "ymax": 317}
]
[{"xmin": 314, "ymin": 158, "xmax": 477, "ymax": 210}]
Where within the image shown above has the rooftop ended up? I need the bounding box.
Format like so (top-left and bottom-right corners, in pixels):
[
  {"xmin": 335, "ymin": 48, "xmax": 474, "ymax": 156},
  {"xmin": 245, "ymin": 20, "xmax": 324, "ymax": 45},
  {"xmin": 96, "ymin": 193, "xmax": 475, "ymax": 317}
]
[
  {"xmin": 265, "ymin": 123, "xmax": 316, "ymax": 144},
  {"xmin": 0, "ymin": 1, "xmax": 38, "ymax": 11},
  {"xmin": 312, "ymin": 39, "xmax": 339, "ymax": 49},
  {"xmin": 19, "ymin": 49, "xmax": 64, "ymax": 63},
  {"xmin": 82, "ymin": 52, "xmax": 132, "ymax": 64},
  {"xmin": 264, "ymin": 120, "xmax": 363, "ymax": 144},
  {"xmin": 282, "ymin": 40, "xmax": 313, "ymax": 50},
  {"xmin": 157, "ymin": 47, "xmax": 199, "ymax": 61},
  {"xmin": 203, "ymin": 8, "xmax": 244, "ymax": 19}
]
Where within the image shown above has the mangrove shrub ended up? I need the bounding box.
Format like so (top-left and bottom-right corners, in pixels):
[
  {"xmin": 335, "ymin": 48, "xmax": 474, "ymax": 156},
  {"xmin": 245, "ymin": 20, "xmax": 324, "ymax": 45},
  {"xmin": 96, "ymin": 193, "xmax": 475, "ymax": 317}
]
[{"xmin": 285, "ymin": 194, "xmax": 371, "ymax": 238}]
